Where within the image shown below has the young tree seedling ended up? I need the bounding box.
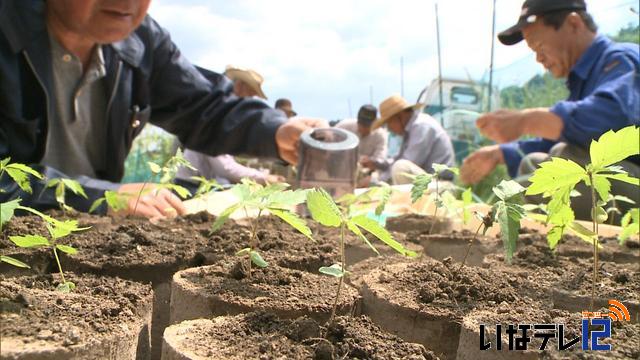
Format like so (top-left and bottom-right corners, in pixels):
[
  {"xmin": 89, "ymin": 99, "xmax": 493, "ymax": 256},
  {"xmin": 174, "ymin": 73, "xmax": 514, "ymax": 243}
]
[
  {"xmin": 9, "ymin": 207, "xmax": 88, "ymax": 292},
  {"xmin": 306, "ymin": 188, "xmax": 417, "ymax": 326},
  {"xmin": 604, "ymin": 194, "xmax": 636, "ymax": 225},
  {"xmin": 459, "ymin": 180, "xmax": 525, "ymax": 269},
  {"xmin": 410, "ymin": 164, "xmax": 459, "ymax": 234},
  {"xmin": 190, "ymin": 176, "xmax": 224, "ymax": 199},
  {"xmin": 133, "ymin": 149, "xmax": 195, "ymax": 215},
  {"xmin": 211, "ymin": 180, "xmax": 312, "ymax": 279},
  {"xmin": 618, "ymin": 208, "xmax": 639, "ymax": 245},
  {"xmin": 45, "ymin": 178, "xmax": 88, "ymax": 213},
  {"xmin": 526, "ymin": 126, "xmax": 640, "ymax": 309},
  {"xmin": 0, "ymin": 159, "xmax": 43, "ymax": 268}
]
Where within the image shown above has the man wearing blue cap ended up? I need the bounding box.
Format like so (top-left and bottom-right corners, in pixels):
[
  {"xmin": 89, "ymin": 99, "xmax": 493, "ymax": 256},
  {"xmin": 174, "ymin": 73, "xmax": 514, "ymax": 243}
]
[{"xmin": 460, "ymin": 0, "xmax": 639, "ymax": 220}]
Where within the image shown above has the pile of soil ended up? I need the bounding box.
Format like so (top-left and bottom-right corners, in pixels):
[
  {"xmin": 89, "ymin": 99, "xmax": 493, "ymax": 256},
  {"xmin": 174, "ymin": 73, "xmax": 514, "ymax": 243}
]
[
  {"xmin": 389, "ymin": 259, "xmax": 520, "ymax": 312},
  {"xmin": 164, "ymin": 312, "xmax": 437, "ymax": 360},
  {"xmin": 173, "ymin": 259, "xmax": 360, "ymax": 322},
  {"xmin": 386, "ymin": 214, "xmax": 452, "ymax": 237},
  {"xmin": 0, "ymin": 272, "xmax": 152, "ymax": 356}
]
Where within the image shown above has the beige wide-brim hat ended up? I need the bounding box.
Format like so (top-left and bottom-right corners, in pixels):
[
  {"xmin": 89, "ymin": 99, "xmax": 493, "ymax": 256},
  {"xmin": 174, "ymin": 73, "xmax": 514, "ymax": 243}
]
[
  {"xmin": 224, "ymin": 65, "xmax": 268, "ymax": 100},
  {"xmin": 371, "ymin": 94, "xmax": 424, "ymax": 130}
]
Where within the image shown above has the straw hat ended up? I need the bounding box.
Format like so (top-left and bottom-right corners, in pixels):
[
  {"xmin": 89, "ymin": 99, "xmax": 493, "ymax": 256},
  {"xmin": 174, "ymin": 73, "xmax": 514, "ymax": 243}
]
[
  {"xmin": 371, "ymin": 95, "xmax": 423, "ymax": 130},
  {"xmin": 224, "ymin": 65, "xmax": 267, "ymax": 99}
]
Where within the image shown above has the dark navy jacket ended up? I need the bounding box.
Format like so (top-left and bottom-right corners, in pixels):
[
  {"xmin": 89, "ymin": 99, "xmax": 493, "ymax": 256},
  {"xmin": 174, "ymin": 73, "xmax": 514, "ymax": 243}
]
[
  {"xmin": 0, "ymin": 0, "xmax": 287, "ymax": 213},
  {"xmin": 500, "ymin": 34, "xmax": 640, "ymax": 177}
]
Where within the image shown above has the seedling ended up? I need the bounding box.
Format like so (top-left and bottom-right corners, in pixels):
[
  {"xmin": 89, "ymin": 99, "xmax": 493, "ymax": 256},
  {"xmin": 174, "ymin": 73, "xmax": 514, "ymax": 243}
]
[
  {"xmin": 211, "ymin": 180, "xmax": 311, "ymax": 279},
  {"xmin": 9, "ymin": 206, "xmax": 88, "ymax": 292},
  {"xmin": 459, "ymin": 180, "xmax": 525, "ymax": 269},
  {"xmin": 45, "ymin": 178, "xmax": 87, "ymax": 213},
  {"xmin": 133, "ymin": 150, "xmax": 195, "ymax": 215},
  {"xmin": 0, "ymin": 159, "xmax": 43, "ymax": 268},
  {"xmin": 604, "ymin": 194, "xmax": 636, "ymax": 225},
  {"xmin": 336, "ymin": 183, "xmax": 393, "ymax": 217},
  {"xmin": 190, "ymin": 176, "xmax": 223, "ymax": 199},
  {"xmin": 89, "ymin": 190, "xmax": 131, "ymax": 214},
  {"xmin": 526, "ymin": 126, "xmax": 640, "ymax": 309},
  {"xmin": 410, "ymin": 164, "xmax": 459, "ymax": 234},
  {"xmin": 618, "ymin": 208, "xmax": 639, "ymax": 245},
  {"xmin": 306, "ymin": 188, "xmax": 417, "ymax": 326},
  {"xmin": 0, "ymin": 158, "xmax": 44, "ymax": 194}
]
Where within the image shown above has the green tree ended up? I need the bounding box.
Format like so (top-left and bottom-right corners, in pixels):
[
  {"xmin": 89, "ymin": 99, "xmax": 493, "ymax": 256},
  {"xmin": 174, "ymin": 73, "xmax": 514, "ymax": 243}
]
[{"xmin": 612, "ymin": 24, "xmax": 639, "ymax": 44}]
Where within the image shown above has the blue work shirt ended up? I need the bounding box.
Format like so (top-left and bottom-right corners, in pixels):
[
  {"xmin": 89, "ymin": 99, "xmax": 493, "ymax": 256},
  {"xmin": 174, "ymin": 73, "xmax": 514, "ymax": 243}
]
[{"xmin": 500, "ymin": 34, "xmax": 640, "ymax": 177}]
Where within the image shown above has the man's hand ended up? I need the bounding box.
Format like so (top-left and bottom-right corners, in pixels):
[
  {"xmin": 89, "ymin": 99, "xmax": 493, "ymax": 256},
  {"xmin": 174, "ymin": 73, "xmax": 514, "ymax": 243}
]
[
  {"xmin": 359, "ymin": 155, "xmax": 376, "ymax": 171},
  {"xmin": 275, "ymin": 118, "xmax": 329, "ymax": 165},
  {"xmin": 476, "ymin": 109, "xmax": 527, "ymax": 143},
  {"xmin": 460, "ymin": 145, "xmax": 504, "ymax": 185},
  {"xmin": 115, "ymin": 183, "xmax": 187, "ymax": 221}
]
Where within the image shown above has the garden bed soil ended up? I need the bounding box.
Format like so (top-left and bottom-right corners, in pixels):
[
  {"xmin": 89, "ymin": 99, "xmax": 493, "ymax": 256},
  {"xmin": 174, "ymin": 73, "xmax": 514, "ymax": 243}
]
[
  {"xmin": 484, "ymin": 238, "xmax": 640, "ymax": 320},
  {"xmin": 0, "ymin": 272, "xmax": 152, "ymax": 360},
  {"xmin": 162, "ymin": 312, "xmax": 438, "ymax": 360},
  {"xmin": 170, "ymin": 259, "xmax": 360, "ymax": 325},
  {"xmin": 518, "ymin": 230, "xmax": 640, "ymax": 265},
  {"xmin": 360, "ymin": 259, "xmax": 524, "ymax": 359}
]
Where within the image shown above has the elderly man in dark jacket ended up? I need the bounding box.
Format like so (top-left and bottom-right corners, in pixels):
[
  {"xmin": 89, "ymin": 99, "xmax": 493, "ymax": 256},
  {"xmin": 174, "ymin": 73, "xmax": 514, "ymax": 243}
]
[{"xmin": 0, "ymin": 0, "xmax": 319, "ymax": 219}]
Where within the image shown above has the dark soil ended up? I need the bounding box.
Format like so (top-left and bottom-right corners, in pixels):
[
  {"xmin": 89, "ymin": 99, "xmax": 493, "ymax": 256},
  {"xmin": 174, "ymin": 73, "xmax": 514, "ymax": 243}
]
[
  {"xmin": 176, "ymin": 311, "xmax": 437, "ymax": 359},
  {"xmin": 0, "ymin": 272, "xmax": 152, "ymax": 347},
  {"xmin": 371, "ymin": 259, "xmax": 522, "ymax": 318},
  {"xmin": 1, "ymin": 212, "xmax": 414, "ymax": 280},
  {"xmin": 176, "ymin": 259, "xmax": 360, "ymax": 319},
  {"xmin": 386, "ymin": 214, "xmax": 452, "ymax": 238}
]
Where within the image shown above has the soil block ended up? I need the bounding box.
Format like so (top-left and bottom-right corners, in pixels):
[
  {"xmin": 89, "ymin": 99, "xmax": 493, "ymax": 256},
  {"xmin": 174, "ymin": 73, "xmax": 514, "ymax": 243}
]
[
  {"xmin": 407, "ymin": 231, "xmax": 502, "ymax": 267},
  {"xmin": 169, "ymin": 259, "xmax": 361, "ymax": 325},
  {"xmin": 385, "ymin": 214, "xmax": 453, "ymax": 236},
  {"xmin": 162, "ymin": 312, "xmax": 438, "ymax": 360},
  {"xmin": 360, "ymin": 259, "xmax": 524, "ymax": 359},
  {"xmin": 0, "ymin": 272, "xmax": 152, "ymax": 360}
]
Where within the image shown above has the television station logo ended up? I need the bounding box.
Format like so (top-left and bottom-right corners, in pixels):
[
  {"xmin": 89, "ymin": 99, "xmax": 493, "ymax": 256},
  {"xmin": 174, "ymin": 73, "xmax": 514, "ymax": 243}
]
[{"xmin": 479, "ymin": 299, "xmax": 632, "ymax": 352}]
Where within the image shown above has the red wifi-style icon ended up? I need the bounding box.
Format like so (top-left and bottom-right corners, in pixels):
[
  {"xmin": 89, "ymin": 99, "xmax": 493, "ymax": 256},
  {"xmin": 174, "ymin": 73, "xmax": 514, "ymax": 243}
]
[{"xmin": 608, "ymin": 300, "xmax": 631, "ymax": 322}]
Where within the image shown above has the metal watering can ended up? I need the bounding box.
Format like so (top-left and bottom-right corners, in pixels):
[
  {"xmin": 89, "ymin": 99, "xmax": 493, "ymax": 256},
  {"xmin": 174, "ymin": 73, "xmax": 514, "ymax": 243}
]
[{"xmin": 296, "ymin": 127, "xmax": 359, "ymax": 198}]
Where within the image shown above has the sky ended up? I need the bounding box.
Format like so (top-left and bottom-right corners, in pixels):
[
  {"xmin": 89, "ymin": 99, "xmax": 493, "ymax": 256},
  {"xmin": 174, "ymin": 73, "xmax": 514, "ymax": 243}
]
[{"xmin": 148, "ymin": 0, "xmax": 639, "ymax": 120}]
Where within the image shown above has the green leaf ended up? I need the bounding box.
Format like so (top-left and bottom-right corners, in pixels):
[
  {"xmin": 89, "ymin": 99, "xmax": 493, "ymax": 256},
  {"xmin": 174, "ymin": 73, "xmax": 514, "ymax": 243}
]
[
  {"xmin": 56, "ymin": 281, "xmax": 76, "ymax": 293},
  {"xmin": 493, "ymin": 180, "xmax": 525, "ymax": 201},
  {"xmin": 618, "ymin": 209, "xmax": 639, "ymax": 245},
  {"xmin": 410, "ymin": 173, "xmax": 433, "ymax": 203},
  {"xmin": 590, "ymin": 126, "xmax": 640, "ymax": 169},
  {"xmin": 55, "ymin": 182, "xmax": 65, "ymax": 206},
  {"xmin": 46, "ymin": 178, "xmax": 60, "ymax": 188},
  {"xmin": 249, "ymin": 251, "xmax": 268, "ymax": 268},
  {"xmin": 306, "ymin": 188, "xmax": 342, "ymax": 227},
  {"xmin": 10, "ymin": 234, "xmax": 49, "ymax": 248},
  {"xmin": 6, "ymin": 168, "xmax": 32, "ymax": 194},
  {"xmin": 89, "ymin": 198, "xmax": 106, "ymax": 213},
  {"xmin": 591, "ymin": 206, "xmax": 608, "ymax": 224},
  {"xmin": 56, "ymin": 244, "xmax": 78, "ymax": 255},
  {"xmin": 162, "ymin": 184, "xmax": 192, "ymax": 199},
  {"xmin": 526, "ymin": 158, "xmax": 586, "ymax": 196},
  {"xmin": 609, "ymin": 195, "xmax": 636, "ymax": 205},
  {"xmin": 236, "ymin": 248, "xmax": 251, "ymax": 256},
  {"xmin": 61, "ymin": 179, "xmax": 88, "ymax": 198},
  {"xmin": 46, "ymin": 219, "xmax": 89, "ymax": 240},
  {"xmin": 567, "ymin": 221, "xmax": 600, "ymax": 248},
  {"xmin": 104, "ymin": 191, "xmax": 129, "ymax": 212},
  {"xmin": 231, "ymin": 183, "xmax": 253, "ymax": 202},
  {"xmin": 268, "ymin": 208, "xmax": 313, "ymax": 240},
  {"xmin": 590, "ymin": 175, "xmax": 611, "ymax": 203},
  {"xmin": 211, "ymin": 203, "xmax": 242, "ymax": 232},
  {"xmin": 547, "ymin": 226, "xmax": 564, "ymax": 250},
  {"xmin": 1, "ymin": 255, "xmax": 30, "ymax": 268},
  {"xmin": 432, "ymin": 163, "xmax": 459, "ymax": 176},
  {"xmin": 374, "ymin": 185, "xmax": 392, "ymax": 216},
  {"xmin": 148, "ymin": 162, "xmax": 162, "ymax": 174},
  {"xmin": 267, "ymin": 189, "xmax": 307, "ymax": 207},
  {"xmin": 462, "ymin": 188, "xmax": 473, "ymax": 225},
  {"xmin": 346, "ymin": 220, "xmax": 380, "ymax": 255},
  {"xmin": 351, "ymin": 215, "xmax": 417, "ymax": 257},
  {"xmin": 603, "ymin": 173, "xmax": 640, "ymax": 186},
  {"xmin": 495, "ymin": 202, "xmax": 522, "ymax": 264},
  {"xmin": 0, "ymin": 157, "xmax": 10, "ymax": 169},
  {"xmin": 319, "ymin": 264, "xmax": 345, "ymax": 278},
  {"xmin": 1, "ymin": 198, "xmax": 21, "ymax": 226}
]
